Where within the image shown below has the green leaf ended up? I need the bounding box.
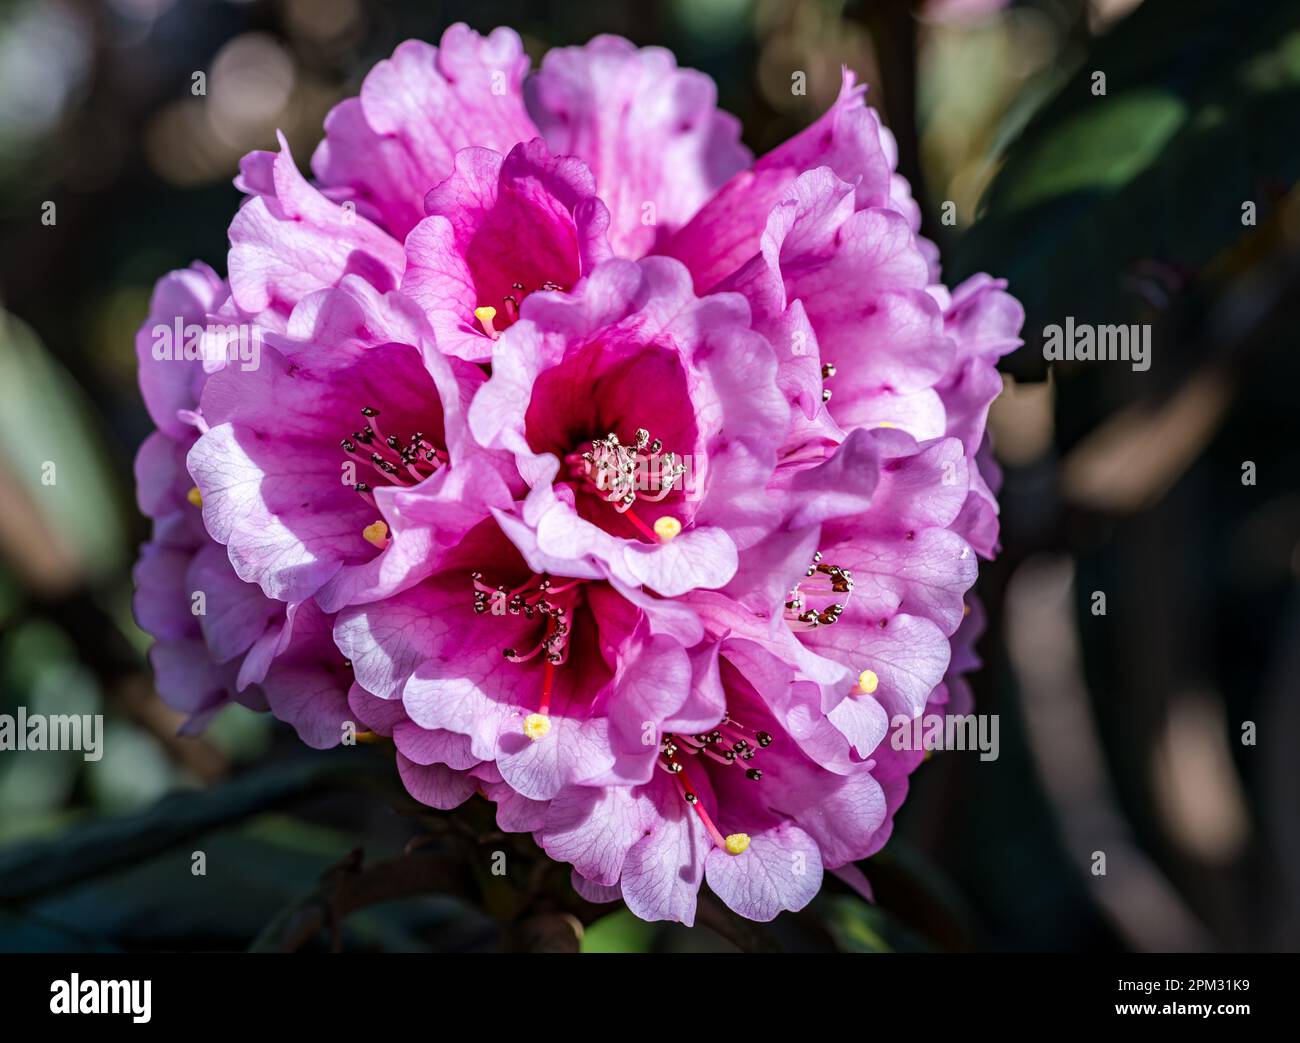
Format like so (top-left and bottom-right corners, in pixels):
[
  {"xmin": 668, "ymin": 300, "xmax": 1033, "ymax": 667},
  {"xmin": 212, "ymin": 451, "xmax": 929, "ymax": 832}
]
[
  {"xmin": 988, "ymin": 91, "xmax": 1186, "ymax": 216},
  {"xmin": 823, "ymin": 895, "xmax": 934, "ymax": 953},
  {"xmin": 580, "ymin": 907, "xmax": 657, "ymax": 953},
  {"xmin": 952, "ymin": 0, "xmax": 1300, "ymax": 379},
  {"xmin": 0, "ymin": 310, "xmax": 128, "ymax": 578}
]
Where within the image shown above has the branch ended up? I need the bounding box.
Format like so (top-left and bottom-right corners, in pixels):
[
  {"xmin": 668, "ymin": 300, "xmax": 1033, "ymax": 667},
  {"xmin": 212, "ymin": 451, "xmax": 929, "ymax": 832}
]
[{"xmin": 249, "ymin": 847, "xmax": 472, "ymax": 953}]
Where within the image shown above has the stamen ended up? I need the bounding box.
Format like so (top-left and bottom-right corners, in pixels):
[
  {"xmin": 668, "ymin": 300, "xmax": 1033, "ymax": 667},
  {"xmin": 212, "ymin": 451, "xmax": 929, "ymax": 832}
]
[
  {"xmin": 717, "ymin": 717, "xmax": 764, "ymax": 749},
  {"xmin": 502, "ymin": 614, "xmax": 562, "ymax": 663},
  {"xmin": 720, "ymin": 717, "xmax": 773, "ymax": 748},
  {"xmin": 574, "ymin": 428, "xmax": 686, "ymax": 515},
  {"xmin": 671, "ymin": 761, "xmax": 729, "ymax": 850},
  {"xmin": 662, "ymin": 758, "xmax": 753, "ymax": 857},
  {"xmin": 658, "ymin": 710, "xmax": 770, "ymax": 857},
  {"xmin": 855, "ymin": 669, "xmax": 879, "ymax": 695},
  {"xmin": 702, "ymin": 744, "xmax": 737, "ymax": 767},
  {"xmin": 186, "ymin": 486, "xmax": 203, "ymax": 508},
  {"xmin": 474, "ymin": 570, "xmax": 577, "ymax": 734},
  {"xmin": 360, "ymin": 407, "xmax": 387, "ymax": 447},
  {"xmin": 366, "ymin": 452, "xmax": 403, "ymax": 483},
  {"xmin": 343, "ymin": 409, "xmax": 445, "ymax": 499},
  {"xmin": 785, "ymin": 555, "xmax": 853, "ymax": 631}
]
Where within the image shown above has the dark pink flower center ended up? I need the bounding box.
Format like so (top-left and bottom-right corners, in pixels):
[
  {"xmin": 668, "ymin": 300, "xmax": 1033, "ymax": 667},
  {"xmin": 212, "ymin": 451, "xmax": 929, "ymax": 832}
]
[
  {"xmin": 471, "ymin": 571, "xmax": 581, "ymax": 667},
  {"xmin": 468, "ymin": 565, "xmax": 593, "ymax": 740},
  {"xmin": 474, "ymin": 279, "xmax": 566, "ymax": 339},
  {"xmin": 660, "ymin": 715, "xmax": 773, "ymax": 856},
  {"xmin": 523, "ymin": 341, "xmax": 700, "ymax": 543},
  {"xmin": 340, "ymin": 406, "xmax": 447, "ymax": 515},
  {"xmin": 660, "ymin": 718, "xmax": 772, "ymax": 782},
  {"xmin": 563, "ymin": 427, "xmax": 687, "ymax": 542}
]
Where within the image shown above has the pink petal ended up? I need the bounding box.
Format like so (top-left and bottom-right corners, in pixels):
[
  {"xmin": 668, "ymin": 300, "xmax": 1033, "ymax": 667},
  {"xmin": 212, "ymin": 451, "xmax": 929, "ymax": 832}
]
[
  {"xmin": 312, "ymin": 25, "xmax": 538, "ymax": 240},
  {"xmin": 525, "ymin": 35, "xmax": 750, "ymax": 257}
]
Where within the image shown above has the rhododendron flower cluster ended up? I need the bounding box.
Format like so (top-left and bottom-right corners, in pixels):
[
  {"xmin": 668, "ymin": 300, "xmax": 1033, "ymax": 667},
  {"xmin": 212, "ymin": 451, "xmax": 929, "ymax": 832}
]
[{"xmin": 133, "ymin": 24, "xmax": 1021, "ymax": 924}]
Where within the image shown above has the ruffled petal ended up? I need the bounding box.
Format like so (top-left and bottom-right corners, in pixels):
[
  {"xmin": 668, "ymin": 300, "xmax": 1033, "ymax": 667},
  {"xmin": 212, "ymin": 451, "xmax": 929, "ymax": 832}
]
[
  {"xmin": 526, "ymin": 35, "xmax": 749, "ymax": 257},
  {"xmin": 312, "ymin": 25, "xmax": 538, "ymax": 240}
]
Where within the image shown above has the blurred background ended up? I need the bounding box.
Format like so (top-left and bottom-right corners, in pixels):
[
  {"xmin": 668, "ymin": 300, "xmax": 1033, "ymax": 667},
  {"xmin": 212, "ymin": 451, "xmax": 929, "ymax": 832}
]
[{"xmin": 0, "ymin": 0, "xmax": 1297, "ymax": 953}]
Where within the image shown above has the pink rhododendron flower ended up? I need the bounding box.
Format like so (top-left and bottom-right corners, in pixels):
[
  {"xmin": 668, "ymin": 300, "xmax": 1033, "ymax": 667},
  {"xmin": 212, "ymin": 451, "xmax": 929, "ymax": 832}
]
[
  {"xmin": 186, "ymin": 275, "xmax": 493, "ymax": 607},
  {"xmin": 133, "ymin": 263, "xmax": 270, "ymax": 731},
  {"xmin": 131, "ymin": 22, "xmax": 1021, "ymax": 926},
  {"xmin": 333, "ymin": 511, "xmax": 711, "ymax": 801},
  {"xmin": 131, "ymin": 264, "xmax": 355, "ymax": 744},
  {"xmin": 467, "ymin": 255, "xmax": 788, "ymax": 596},
  {"xmin": 402, "ymin": 138, "xmax": 613, "ymax": 363}
]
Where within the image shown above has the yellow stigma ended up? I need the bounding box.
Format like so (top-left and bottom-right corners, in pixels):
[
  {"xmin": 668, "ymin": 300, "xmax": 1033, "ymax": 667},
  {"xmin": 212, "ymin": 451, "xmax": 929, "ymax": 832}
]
[
  {"xmin": 653, "ymin": 515, "xmax": 682, "ymax": 542},
  {"xmin": 523, "ymin": 713, "xmax": 551, "ymax": 741},
  {"xmin": 186, "ymin": 486, "xmax": 203, "ymax": 508},
  {"xmin": 857, "ymin": 669, "xmax": 879, "ymax": 695},
  {"xmin": 875, "ymin": 421, "xmax": 897, "ymax": 429},
  {"xmin": 724, "ymin": 833, "xmax": 751, "ymax": 856},
  {"xmin": 362, "ymin": 520, "xmax": 389, "ymax": 548},
  {"xmin": 474, "ymin": 306, "xmax": 498, "ymax": 338}
]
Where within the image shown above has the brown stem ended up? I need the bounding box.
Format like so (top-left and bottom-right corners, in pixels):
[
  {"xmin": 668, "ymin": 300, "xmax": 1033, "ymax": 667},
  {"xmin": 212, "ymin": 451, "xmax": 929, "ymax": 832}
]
[
  {"xmin": 859, "ymin": 1, "xmax": 940, "ymax": 246},
  {"xmin": 695, "ymin": 894, "xmax": 782, "ymax": 952},
  {"xmin": 249, "ymin": 847, "xmax": 473, "ymax": 953}
]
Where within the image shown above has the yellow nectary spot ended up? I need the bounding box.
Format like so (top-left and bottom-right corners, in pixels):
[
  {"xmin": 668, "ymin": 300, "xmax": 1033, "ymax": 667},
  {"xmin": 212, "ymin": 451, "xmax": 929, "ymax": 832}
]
[
  {"xmin": 857, "ymin": 669, "xmax": 879, "ymax": 695},
  {"xmin": 362, "ymin": 520, "xmax": 389, "ymax": 548},
  {"xmin": 653, "ymin": 515, "xmax": 682, "ymax": 542},
  {"xmin": 523, "ymin": 713, "xmax": 551, "ymax": 741},
  {"xmin": 724, "ymin": 833, "xmax": 751, "ymax": 856},
  {"xmin": 474, "ymin": 306, "xmax": 498, "ymax": 337},
  {"xmin": 186, "ymin": 486, "xmax": 203, "ymax": 508}
]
